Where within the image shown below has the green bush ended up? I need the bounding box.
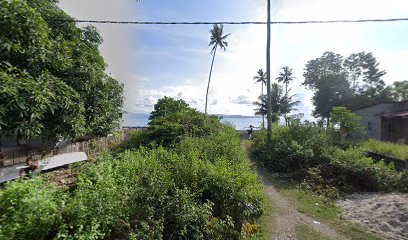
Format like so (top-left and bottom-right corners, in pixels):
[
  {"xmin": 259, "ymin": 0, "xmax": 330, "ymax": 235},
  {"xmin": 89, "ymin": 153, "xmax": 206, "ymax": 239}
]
[
  {"xmin": 398, "ymin": 171, "xmax": 408, "ymax": 193},
  {"xmin": 0, "ymin": 178, "xmax": 65, "ymax": 240},
  {"xmin": 147, "ymin": 109, "xmax": 226, "ymax": 147},
  {"xmin": 127, "ymin": 129, "xmax": 149, "ymax": 148},
  {"xmin": 58, "ymin": 145, "xmax": 264, "ymax": 239},
  {"xmin": 251, "ymin": 123, "xmax": 404, "ymax": 196},
  {"xmin": 361, "ymin": 138, "xmax": 408, "ymax": 160},
  {"xmin": 127, "ymin": 97, "xmax": 229, "ymax": 148},
  {"xmin": 319, "ymin": 147, "xmax": 400, "ymax": 192},
  {"xmin": 0, "ymin": 97, "xmax": 265, "ymax": 239},
  {"xmin": 251, "ymin": 123, "xmax": 329, "ymax": 173}
]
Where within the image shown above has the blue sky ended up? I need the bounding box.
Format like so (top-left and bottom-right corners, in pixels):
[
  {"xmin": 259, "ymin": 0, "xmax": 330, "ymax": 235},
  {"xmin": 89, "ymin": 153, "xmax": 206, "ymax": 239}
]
[{"xmin": 60, "ymin": 0, "xmax": 408, "ymax": 118}]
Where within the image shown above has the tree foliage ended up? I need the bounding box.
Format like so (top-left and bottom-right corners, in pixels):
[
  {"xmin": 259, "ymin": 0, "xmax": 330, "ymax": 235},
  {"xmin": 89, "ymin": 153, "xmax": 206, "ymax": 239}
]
[
  {"xmin": 276, "ymin": 66, "xmax": 296, "ymax": 125},
  {"xmin": 276, "ymin": 66, "xmax": 295, "ymax": 96},
  {"xmin": 311, "ymin": 74, "xmax": 352, "ymax": 120},
  {"xmin": 330, "ymin": 106, "xmax": 363, "ymax": 136},
  {"xmin": 391, "ymin": 80, "xmax": 408, "ymax": 101},
  {"xmin": 0, "ymin": 0, "xmax": 123, "ymax": 141},
  {"xmin": 253, "ymin": 83, "xmax": 300, "ymax": 123},
  {"xmin": 303, "ymin": 51, "xmax": 392, "ymax": 120},
  {"xmin": 253, "ymin": 69, "xmax": 267, "ymax": 126},
  {"xmin": 149, "ymin": 96, "xmax": 189, "ymax": 122}
]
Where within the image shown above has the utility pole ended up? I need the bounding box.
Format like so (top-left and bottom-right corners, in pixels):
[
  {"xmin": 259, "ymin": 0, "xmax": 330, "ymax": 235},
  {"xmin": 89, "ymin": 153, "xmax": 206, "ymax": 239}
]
[{"xmin": 266, "ymin": 0, "xmax": 272, "ymax": 140}]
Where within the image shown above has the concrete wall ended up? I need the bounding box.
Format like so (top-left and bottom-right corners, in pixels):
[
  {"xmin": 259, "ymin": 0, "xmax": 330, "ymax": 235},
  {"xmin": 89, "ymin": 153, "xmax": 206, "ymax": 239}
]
[
  {"xmin": 354, "ymin": 101, "xmax": 408, "ymax": 141},
  {"xmin": 354, "ymin": 103, "xmax": 392, "ymax": 139}
]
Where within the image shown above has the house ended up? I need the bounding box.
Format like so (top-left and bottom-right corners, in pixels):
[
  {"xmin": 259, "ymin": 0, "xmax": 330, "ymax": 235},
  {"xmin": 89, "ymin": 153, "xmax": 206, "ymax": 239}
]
[{"xmin": 353, "ymin": 101, "xmax": 408, "ymax": 144}]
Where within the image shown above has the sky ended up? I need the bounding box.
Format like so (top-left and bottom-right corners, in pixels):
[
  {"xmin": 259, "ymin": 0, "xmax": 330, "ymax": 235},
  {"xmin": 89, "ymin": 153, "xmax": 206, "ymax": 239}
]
[{"xmin": 59, "ymin": 0, "xmax": 408, "ymax": 118}]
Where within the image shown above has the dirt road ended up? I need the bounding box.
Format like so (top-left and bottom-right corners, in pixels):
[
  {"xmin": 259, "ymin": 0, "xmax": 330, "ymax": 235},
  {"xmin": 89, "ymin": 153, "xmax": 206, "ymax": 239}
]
[{"xmin": 241, "ymin": 139, "xmax": 347, "ymax": 240}]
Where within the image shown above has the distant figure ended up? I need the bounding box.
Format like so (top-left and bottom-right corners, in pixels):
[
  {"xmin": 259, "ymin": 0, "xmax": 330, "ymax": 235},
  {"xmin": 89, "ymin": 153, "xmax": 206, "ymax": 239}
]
[
  {"xmin": 247, "ymin": 125, "xmax": 254, "ymax": 139},
  {"xmin": 19, "ymin": 157, "xmax": 39, "ymax": 177}
]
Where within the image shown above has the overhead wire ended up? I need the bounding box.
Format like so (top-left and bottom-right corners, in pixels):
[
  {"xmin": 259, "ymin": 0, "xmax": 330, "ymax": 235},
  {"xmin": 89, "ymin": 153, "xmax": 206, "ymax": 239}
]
[{"xmin": 48, "ymin": 17, "xmax": 408, "ymax": 25}]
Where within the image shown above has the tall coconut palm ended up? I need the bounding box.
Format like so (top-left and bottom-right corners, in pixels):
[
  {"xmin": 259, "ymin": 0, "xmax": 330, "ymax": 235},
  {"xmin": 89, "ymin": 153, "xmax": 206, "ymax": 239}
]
[
  {"xmin": 253, "ymin": 69, "xmax": 267, "ymax": 127},
  {"xmin": 253, "ymin": 83, "xmax": 300, "ymax": 124},
  {"xmin": 276, "ymin": 66, "xmax": 295, "ymax": 96},
  {"xmin": 276, "ymin": 66, "xmax": 295, "ymax": 125},
  {"xmin": 205, "ymin": 24, "xmax": 230, "ymax": 114}
]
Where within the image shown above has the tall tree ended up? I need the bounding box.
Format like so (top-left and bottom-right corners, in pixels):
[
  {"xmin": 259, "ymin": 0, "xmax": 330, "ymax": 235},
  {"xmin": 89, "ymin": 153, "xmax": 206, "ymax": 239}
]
[
  {"xmin": 276, "ymin": 66, "xmax": 295, "ymax": 96},
  {"xmin": 253, "ymin": 69, "xmax": 267, "ymax": 127},
  {"xmin": 343, "ymin": 52, "xmax": 388, "ymax": 108},
  {"xmin": 391, "ymin": 80, "xmax": 408, "ymax": 101},
  {"xmin": 253, "ymin": 83, "xmax": 299, "ymax": 123},
  {"xmin": 311, "ymin": 75, "xmax": 352, "ymax": 128},
  {"xmin": 276, "ymin": 66, "xmax": 295, "ymax": 125},
  {"xmin": 0, "ymin": 0, "xmax": 124, "ymax": 145},
  {"xmin": 205, "ymin": 24, "xmax": 230, "ymax": 114},
  {"xmin": 303, "ymin": 51, "xmax": 390, "ymax": 125},
  {"xmin": 303, "ymin": 51, "xmax": 345, "ymax": 90}
]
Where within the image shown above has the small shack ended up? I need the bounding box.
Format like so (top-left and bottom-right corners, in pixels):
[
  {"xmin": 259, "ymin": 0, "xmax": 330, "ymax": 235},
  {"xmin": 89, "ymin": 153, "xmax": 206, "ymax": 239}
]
[{"xmin": 353, "ymin": 101, "xmax": 408, "ymax": 144}]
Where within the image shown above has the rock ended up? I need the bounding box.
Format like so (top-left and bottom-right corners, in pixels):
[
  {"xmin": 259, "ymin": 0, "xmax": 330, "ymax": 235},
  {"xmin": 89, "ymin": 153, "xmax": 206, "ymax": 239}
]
[{"xmin": 379, "ymin": 223, "xmax": 392, "ymax": 232}]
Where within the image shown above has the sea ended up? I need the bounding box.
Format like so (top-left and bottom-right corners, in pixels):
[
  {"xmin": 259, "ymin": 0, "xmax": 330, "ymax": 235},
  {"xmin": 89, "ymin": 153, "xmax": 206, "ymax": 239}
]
[{"xmin": 122, "ymin": 114, "xmax": 263, "ymax": 130}]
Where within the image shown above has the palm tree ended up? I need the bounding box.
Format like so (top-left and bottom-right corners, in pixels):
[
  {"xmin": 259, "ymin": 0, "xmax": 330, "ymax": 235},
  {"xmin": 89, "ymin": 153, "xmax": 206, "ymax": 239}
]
[
  {"xmin": 276, "ymin": 66, "xmax": 295, "ymax": 97},
  {"xmin": 253, "ymin": 69, "xmax": 267, "ymax": 127},
  {"xmin": 205, "ymin": 24, "xmax": 230, "ymax": 114},
  {"xmin": 276, "ymin": 66, "xmax": 295, "ymax": 125},
  {"xmin": 280, "ymin": 94, "xmax": 301, "ymax": 124},
  {"xmin": 253, "ymin": 83, "xmax": 300, "ymax": 124}
]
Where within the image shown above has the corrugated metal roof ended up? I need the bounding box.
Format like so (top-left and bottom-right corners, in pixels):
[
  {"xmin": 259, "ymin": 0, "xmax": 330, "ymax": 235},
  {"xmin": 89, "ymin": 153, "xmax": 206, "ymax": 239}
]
[{"xmin": 380, "ymin": 110, "xmax": 408, "ymax": 119}]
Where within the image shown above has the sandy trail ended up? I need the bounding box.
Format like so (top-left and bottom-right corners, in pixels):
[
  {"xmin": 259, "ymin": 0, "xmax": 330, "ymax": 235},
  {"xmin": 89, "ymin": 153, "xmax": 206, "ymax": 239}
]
[{"xmin": 241, "ymin": 139, "xmax": 347, "ymax": 240}]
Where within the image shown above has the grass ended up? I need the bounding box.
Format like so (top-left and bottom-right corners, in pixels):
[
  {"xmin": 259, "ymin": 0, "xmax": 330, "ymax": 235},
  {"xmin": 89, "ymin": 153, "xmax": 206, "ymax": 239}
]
[
  {"xmin": 252, "ymin": 194, "xmax": 274, "ymax": 240},
  {"xmin": 269, "ymin": 176, "xmax": 384, "ymax": 240},
  {"xmin": 361, "ymin": 138, "xmax": 408, "ymax": 160},
  {"xmin": 295, "ymin": 224, "xmax": 334, "ymax": 240}
]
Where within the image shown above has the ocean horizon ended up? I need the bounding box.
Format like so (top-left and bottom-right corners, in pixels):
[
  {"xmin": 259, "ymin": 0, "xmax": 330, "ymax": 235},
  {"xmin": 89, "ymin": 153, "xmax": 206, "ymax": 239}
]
[{"xmin": 122, "ymin": 114, "xmax": 263, "ymax": 130}]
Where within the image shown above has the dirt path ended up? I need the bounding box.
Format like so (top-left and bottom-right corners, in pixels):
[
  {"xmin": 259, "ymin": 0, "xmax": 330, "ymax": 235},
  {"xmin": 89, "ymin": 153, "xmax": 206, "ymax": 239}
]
[{"xmin": 241, "ymin": 140, "xmax": 347, "ymax": 240}]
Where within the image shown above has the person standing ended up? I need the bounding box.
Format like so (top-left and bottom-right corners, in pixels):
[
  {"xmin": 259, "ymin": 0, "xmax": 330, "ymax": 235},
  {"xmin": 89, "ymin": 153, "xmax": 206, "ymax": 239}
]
[{"xmin": 247, "ymin": 125, "xmax": 254, "ymax": 139}]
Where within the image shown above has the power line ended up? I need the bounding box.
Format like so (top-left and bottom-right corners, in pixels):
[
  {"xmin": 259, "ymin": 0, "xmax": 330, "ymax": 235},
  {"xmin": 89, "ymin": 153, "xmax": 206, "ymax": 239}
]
[{"xmin": 49, "ymin": 17, "xmax": 408, "ymax": 25}]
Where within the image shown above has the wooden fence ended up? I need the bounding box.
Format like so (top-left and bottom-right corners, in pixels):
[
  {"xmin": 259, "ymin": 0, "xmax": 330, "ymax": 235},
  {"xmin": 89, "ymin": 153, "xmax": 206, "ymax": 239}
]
[{"xmin": 0, "ymin": 133, "xmax": 128, "ymax": 167}]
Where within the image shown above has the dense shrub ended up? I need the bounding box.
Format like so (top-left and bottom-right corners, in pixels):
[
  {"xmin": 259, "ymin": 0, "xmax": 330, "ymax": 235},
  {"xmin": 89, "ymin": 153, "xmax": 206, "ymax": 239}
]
[
  {"xmin": 127, "ymin": 97, "xmax": 228, "ymax": 148},
  {"xmin": 304, "ymin": 147, "xmax": 399, "ymax": 196},
  {"xmin": 313, "ymin": 147, "xmax": 400, "ymax": 193},
  {"xmin": 0, "ymin": 178, "xmax": 65, "ymax": 240},
  {"xmin": 251, "ymin": 123, "xmax": 405, "ymax": 196},
  {"xmin": 251, "ymin": 123, "xmax": 329, "ymax": 173},
  {"xmin": 127, "ymin": 129, "xmax": 150, "ymax": 148},
  {"xmin": 147, "ymin": 110, "xmax": 226, "ymax": 147},
  {"xmin": 1, "ymin": 123, "xmax": 264, "ymax": 239},
  {"xmin": 58, "ymin": 145, "xmax": 263, "ymax": 239},
  {"xmin": 0, "ymin": 97, "xmax": 265, "ymax": 239}
]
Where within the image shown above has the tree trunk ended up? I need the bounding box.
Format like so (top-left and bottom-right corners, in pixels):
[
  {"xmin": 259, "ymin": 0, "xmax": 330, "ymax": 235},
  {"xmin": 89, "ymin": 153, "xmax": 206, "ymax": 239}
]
[
  {"xmin": 340, "ymin": 125, "xmax": 348, "ymax": 144},
  {"xmin": 266, "ymin": 0, "xmax": 272, "ymax": 139},
  {"xmin": 0, "ymin": 134, "xmax": 3, "ymax": 160},
  {"xmin": 261, "ymin": 83, "xmax": 265, "ymax": 128},
  {"xmin": 284, "ymin": 82, "xmax": 288, "ymax": 126},
  {"xmin": 326, "ymin": 116, "xmax": 330, "ymax": 131},
  {"xmin": 205, "ymin": 46, "xmax": 217, "ymax": 114}
]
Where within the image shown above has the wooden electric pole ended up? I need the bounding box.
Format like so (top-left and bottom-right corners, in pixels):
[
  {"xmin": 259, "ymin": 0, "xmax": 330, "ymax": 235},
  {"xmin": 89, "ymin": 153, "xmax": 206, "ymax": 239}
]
[{"xmin": 266, "ymin": 0, "xmax": 272, "ymax": 139}]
